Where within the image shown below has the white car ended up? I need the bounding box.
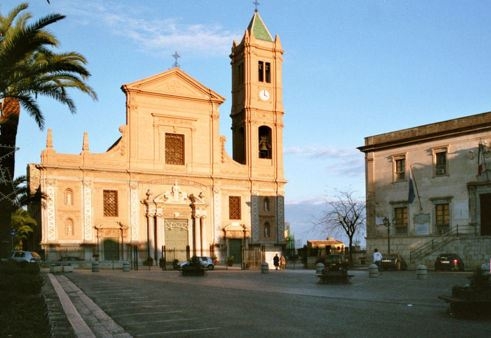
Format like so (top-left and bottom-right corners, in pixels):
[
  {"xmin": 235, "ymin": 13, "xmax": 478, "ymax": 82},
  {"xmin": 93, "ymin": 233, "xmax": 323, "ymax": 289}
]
[
  {"xmin": 178, "ymin": 256, "xmax": 215, "ymax": 270},
  {"xmin": 10, "ymin": 251, "xmax": 42, "ymax": 264},
  {"xmin": 198, "ymin": 256, "xmax": 215, "ymax": 270}
]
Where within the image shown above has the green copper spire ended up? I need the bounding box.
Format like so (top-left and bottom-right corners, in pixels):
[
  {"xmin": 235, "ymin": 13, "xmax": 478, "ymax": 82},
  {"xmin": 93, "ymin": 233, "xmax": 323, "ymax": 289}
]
[{"xmin": 247, "ymin": 11, "xmax": 273, "ymax": 42}]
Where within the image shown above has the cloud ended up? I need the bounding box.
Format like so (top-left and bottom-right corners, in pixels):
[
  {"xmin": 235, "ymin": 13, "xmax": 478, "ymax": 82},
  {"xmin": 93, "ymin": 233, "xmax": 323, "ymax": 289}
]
[
  {"xmin": 61, "ymin": 1, "xmax": 239, "ymax": 57},
  {"xmin": 285, "ymin": 145, "xmax": 349, "ymax": 158},
  {"xmin": 285, "ymin": 145, "xmax": 364, "ymax": 177}
]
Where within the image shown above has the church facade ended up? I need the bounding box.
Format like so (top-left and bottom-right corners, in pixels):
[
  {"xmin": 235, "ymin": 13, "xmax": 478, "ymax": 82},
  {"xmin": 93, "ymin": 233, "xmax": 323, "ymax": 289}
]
[{"xmin": 27, "ymin": 11, "xmax": 287, "ymax": 267}]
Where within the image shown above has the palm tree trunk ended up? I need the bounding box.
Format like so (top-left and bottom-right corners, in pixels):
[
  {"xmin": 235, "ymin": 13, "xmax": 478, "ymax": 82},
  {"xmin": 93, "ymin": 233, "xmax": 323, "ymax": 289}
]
[{"xmin": 0, "ymin": 98, "xmax": 20, "ymax": 256}]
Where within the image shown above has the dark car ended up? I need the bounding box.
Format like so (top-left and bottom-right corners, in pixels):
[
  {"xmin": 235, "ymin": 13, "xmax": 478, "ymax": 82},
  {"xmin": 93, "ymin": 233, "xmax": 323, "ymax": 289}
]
[
  {"xmin": 381, "ymin": 253, "xmax": 407, "ymax": 271},
  {"xmin": 434, "ymin": 253, "xmax": 464, "ymax": 271}
]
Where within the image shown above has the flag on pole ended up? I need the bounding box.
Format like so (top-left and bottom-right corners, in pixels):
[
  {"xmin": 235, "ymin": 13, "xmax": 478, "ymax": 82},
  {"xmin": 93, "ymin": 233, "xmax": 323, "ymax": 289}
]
[{"xmin": 408, "ymin": 169, "xmax": 415, "ymax": 204}]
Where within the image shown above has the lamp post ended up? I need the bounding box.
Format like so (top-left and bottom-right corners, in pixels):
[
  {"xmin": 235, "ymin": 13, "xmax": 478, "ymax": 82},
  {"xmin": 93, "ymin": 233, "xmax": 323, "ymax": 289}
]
[
  {"xmin": 241, "ymin": 224, "xmax": 247, "ymax": 270},
  {"xmin": 383, "ymin": 217, "xmax": 391, "ymax": 255},
  {"xmin": 10, "ymin": 229, "xmax": 16, "ymax": 251}
]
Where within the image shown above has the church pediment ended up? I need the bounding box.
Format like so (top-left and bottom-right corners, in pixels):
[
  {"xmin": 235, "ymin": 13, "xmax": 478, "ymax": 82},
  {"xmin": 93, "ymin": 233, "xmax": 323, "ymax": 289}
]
[
  {"xmin": 153, "ymin": 183, "xmax": 189, "ymax": 204},
  {"xmin": 122, "ymin": 67, "xmax": 224, "ymax": 103},
  {"xmin": 223, "ymin": 223, "xmax": 250, "ymax": 239}
]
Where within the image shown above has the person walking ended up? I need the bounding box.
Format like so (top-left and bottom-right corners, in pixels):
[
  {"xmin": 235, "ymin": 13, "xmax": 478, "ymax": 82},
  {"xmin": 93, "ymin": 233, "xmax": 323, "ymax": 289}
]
[
  {"xmin": 273, "ymin": 254, "xmax": 280, "ymax": 270},
  {"xmin": 373, "ymin": 248, "xmax": 382, "ymax": 270},
  {"xmin": 280, "ymin": 255, "xmax": 286, "ymax": 270}
]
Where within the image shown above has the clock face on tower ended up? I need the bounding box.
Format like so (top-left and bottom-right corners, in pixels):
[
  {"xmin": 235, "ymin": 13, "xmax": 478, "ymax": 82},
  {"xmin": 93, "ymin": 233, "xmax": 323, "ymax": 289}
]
[{"xmin": 259, "ymin": 89, "xmax": 270, "ymax": 101}]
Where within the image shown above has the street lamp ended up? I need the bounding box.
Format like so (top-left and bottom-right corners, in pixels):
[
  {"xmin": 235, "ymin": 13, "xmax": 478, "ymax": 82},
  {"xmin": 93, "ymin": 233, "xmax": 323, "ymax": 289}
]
[
  {"xmin": 383, "ymin": 217, "xmax": 391, "ymax": 255},
  {"xmin": 241, "ymin": 224, "xmax": 247, "ymax": 270},
  {"xmin": 10, "ymin": 229, "xmax": 16, "ymax": 251}
]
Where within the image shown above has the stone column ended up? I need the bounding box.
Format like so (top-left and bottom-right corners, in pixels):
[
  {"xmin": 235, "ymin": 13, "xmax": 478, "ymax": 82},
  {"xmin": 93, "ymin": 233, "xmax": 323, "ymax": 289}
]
[
  {"xmin": 82, "ymin": 179, "xmax": 93, "ymax": 242},
  {"xmin": 155, "ymin": 207, "xmax": 163, "ymax": 262},
  {"xmin": 45, "ymin": 178, "xmax": 57, "ymax": 242},
  {"xmin": 199, "ymin": 216, "xmax": 205, "ymax": 256}
]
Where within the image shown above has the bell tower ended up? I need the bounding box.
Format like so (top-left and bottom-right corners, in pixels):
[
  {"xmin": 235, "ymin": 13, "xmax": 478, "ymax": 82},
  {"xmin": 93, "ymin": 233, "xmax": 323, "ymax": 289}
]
[{"xmin": 230, "ymin": 9, "xmax": 284, "ymax": 181}]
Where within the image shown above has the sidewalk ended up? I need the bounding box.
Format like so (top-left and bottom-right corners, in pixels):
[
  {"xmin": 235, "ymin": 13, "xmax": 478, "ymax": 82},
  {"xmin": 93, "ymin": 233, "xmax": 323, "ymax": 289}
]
[{"xmin": 44, "ymin": 271, "xmax": 132, "ymax": 338}]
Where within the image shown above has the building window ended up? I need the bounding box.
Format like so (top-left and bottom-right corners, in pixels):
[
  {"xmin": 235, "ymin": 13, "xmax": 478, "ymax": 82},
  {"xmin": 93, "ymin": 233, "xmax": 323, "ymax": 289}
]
[
  {"xmin": 64, "ymin": 188, "xmax": 73, "ymax": 206},
  {"xmin": 394, "ymin": 207, "xmax": 408, "ymax": 234},
  {"xmin": 435, "ymin": 203, "xmax": 450, "ymax": 234},
  {"xmin": 165, "ymin": 133, "xmax": 185, "ymax": 165},
  {"xmin": 258, "ymin": 126, "xmax": 272, "ymax": 159},
  {"xmin": 258, "ymin": 61, "xmax": 264, "ymax": 82},
  {"xmin": 258, "ymin": 61, "xmax": 271, "ymax": 83},
  {"xmin": 264, "ymin": 222, "xmax": 271, "ymax": 238},
  {"xmin": 229, "ymin": 196, "xmax": 241, "ymax": 220},
  {"xmin": 237, "ymin": 62, "xmax": 244, "ymax": 85},
  {"xmin": 103, "ymin": 190, "xmax": 118, "ymax": 217},
  {"xmin": 435, "ymin": 150, "xmax": 447, "ymax": 176},
  {"xmin": 394, "ymin": 156, "xmax": 406, "ymax": 181},
  {"xmin": 65, "ymin": 218, "xmax": 74, "ymax": 236},
  {"xmin": 263, "ymin": 197, "xmax": 270, "ymax": 212}
]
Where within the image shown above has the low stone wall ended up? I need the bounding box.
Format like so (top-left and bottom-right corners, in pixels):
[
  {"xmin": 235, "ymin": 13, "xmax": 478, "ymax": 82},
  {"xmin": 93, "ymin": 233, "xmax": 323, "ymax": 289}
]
[{"xmin": 369, "ymin": 236, "xmax": 491, "ymax": 271}]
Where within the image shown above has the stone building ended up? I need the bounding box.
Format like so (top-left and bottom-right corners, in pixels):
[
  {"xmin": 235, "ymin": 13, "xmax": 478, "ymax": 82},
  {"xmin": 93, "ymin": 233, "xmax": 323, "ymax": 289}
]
[
  {"xmin": 27, "ymin": 10, "xmax": 287, "ymax": 267},
  {"xmin": 358, "ymin": 112, "xmax": 491, "ymax": 269}
]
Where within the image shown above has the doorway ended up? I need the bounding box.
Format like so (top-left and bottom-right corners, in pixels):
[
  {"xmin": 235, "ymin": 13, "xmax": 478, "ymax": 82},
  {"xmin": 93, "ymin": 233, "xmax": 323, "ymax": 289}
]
[
  {"xmin": 228, "ymin": 239, "xmax": 243, "ymax": 264},
  {"xmin": 165, "ymin": 219, "xmax": 189, "ymax": 261},
  {"xmin": 103, "ymin": 238, "xmax": 120, "ymax": 261},
  {"xmin": 480, "ymin": 193, "xmax": 491, "ymax": 235}
]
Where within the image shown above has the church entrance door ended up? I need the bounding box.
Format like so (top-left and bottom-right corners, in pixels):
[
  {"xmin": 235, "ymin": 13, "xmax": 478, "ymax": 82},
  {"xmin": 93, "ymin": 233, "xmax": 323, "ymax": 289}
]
[
  {"xmin": 228, "ymin": 239, "xmax": 243, "ymax": 264},
  {"xmin": 103, "ymin": 238, "xmax": 120, "ymax": 261},
  {"xmin": 165, "ymin": 219, "xmax": 189, "ymax": 261}
]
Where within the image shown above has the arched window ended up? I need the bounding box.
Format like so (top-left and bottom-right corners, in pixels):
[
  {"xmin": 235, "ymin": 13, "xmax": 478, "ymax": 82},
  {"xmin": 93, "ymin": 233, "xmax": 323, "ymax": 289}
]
[
  {"xmin": 264, "ymin": 222, "xmax": 271, "ymax": 238},
  {"xmin": 258, "ymin": 126, "xmax": 272, "ymax": 159},
  {"xmin": 263, "ymin": 197, "xmax": 270, "ymax": 212},
  {"xmin": 65, "ymin": 218, "xmax": 74, "ymax": 236},
  {"xmin": 64, "ymin": 188, "xmax": 73, "ymax": 206}
]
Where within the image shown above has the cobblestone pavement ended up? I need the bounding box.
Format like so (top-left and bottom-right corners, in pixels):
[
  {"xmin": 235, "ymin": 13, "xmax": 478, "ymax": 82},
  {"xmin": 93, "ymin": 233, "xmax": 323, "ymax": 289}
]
[{"xmin": 44, "ymin": 267, "xmax": 491, "ymax": 337}]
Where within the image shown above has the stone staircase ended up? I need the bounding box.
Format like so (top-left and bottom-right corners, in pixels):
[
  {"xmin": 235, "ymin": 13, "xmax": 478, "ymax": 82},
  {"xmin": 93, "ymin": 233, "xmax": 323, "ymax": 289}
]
[{"xmin": 409, "ymin": 228, "xmax": 461, "ymax": 264}]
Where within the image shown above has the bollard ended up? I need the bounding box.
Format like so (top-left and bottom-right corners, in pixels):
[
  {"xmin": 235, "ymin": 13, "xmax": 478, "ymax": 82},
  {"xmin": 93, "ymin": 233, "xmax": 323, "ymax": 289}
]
[
  {"xmin": 416, "ymin": 264, "xmax": 428, "ymax": 280},
  {"xmin": 50, "ymin": 264, "xmax": 62, "ymax": 273},
  {"xmin": 261, "ymin": 262, "xmax": 269, "ymax": 274},
  {"xmin": 122, "ymin": 261, "xmax": 130, "ymax": 272},
  {"xmin": 92, "ymin": 261, "xmax": 99, "ymax": 272},
  {"xmin": 62, "ymin": 264, "xmax": 74, "ymax": 273},
  {"xmin": 315, "ymin": 262, "xmax": 325, "ymax": 275},
  {"xmin": 368, "ymin": 264, "xmax": 379, "ymax": 278}
]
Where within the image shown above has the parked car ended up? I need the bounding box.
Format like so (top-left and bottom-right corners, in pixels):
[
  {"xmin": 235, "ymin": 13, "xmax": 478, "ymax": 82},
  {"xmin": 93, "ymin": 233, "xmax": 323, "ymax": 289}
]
[
  {"xmin": 434, "ymin": 253, "xmax": 464, "ymax": 271},
  {"xmin": 198, "ymin": 256, "xmax": 215, "ymax": 270},
  {"xmin": 9, "ymin": 251, "xmax": 42, "ymax": 264},
  {"xmin": 381, "ymin": 253, "xmax": 407, "ymax": 271},
  {"xmin": 178, "ymin": 256, "xmax": 215, "ymax": 270}
]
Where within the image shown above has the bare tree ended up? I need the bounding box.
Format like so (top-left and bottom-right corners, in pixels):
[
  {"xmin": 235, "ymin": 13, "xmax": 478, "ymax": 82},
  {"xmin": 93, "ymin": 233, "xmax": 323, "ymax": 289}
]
[{"xmin": 317, "ymin": 191, "xmax": 366, "ymax": 265}]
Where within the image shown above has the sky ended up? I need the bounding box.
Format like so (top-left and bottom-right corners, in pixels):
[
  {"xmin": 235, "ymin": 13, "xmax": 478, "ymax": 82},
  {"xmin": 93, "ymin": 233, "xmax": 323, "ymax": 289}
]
[{"xmin": 3, "ymin": 0, "xmax": 491, "ymax": 245}]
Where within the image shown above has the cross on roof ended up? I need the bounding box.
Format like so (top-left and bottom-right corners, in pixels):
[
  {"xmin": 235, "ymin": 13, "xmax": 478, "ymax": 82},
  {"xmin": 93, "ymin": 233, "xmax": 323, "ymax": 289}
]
[
  {"xmin": 172, "ymin": 51, "xmax": 180, "ymax": 68},
  {"xmin": 253, "ymin": 0, "xmax": 260, "ymax": 12}
]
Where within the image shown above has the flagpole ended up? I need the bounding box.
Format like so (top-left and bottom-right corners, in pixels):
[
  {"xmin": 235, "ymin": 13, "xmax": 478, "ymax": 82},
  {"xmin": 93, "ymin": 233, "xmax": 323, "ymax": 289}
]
[{"xmin": 410, "ymin": 165, "xmax": 422, "ymax": 211}]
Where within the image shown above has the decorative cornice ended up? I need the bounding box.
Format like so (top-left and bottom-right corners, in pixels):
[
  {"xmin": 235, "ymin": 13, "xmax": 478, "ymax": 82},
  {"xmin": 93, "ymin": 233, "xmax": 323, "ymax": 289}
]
[{"xmin": 358, "ymin": 111, "xmax": 491, "ymax": 153}]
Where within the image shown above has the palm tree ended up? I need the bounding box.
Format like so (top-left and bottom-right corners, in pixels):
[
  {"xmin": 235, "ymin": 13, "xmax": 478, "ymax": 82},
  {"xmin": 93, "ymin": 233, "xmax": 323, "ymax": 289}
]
[
  {"xmin": 0, "ymin": 3, "xmax": 97, "ymax": 255},
  {"xmin": 10, "ymin": 208, "xmax": 37, "ymax": 251}
]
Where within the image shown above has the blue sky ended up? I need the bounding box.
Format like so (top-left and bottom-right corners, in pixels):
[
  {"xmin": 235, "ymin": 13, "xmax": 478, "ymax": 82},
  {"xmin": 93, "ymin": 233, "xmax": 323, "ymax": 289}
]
[{"xmin": 4, "ymin": 0, "xmax": 491, "ymax": 244}]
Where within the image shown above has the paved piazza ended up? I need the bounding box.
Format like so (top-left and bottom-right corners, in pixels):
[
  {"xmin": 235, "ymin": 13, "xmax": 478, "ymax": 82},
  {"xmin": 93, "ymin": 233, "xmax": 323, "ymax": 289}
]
[{"xmin": 54, "ymin": 267, "xmax": 491, "ymax": 337}]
